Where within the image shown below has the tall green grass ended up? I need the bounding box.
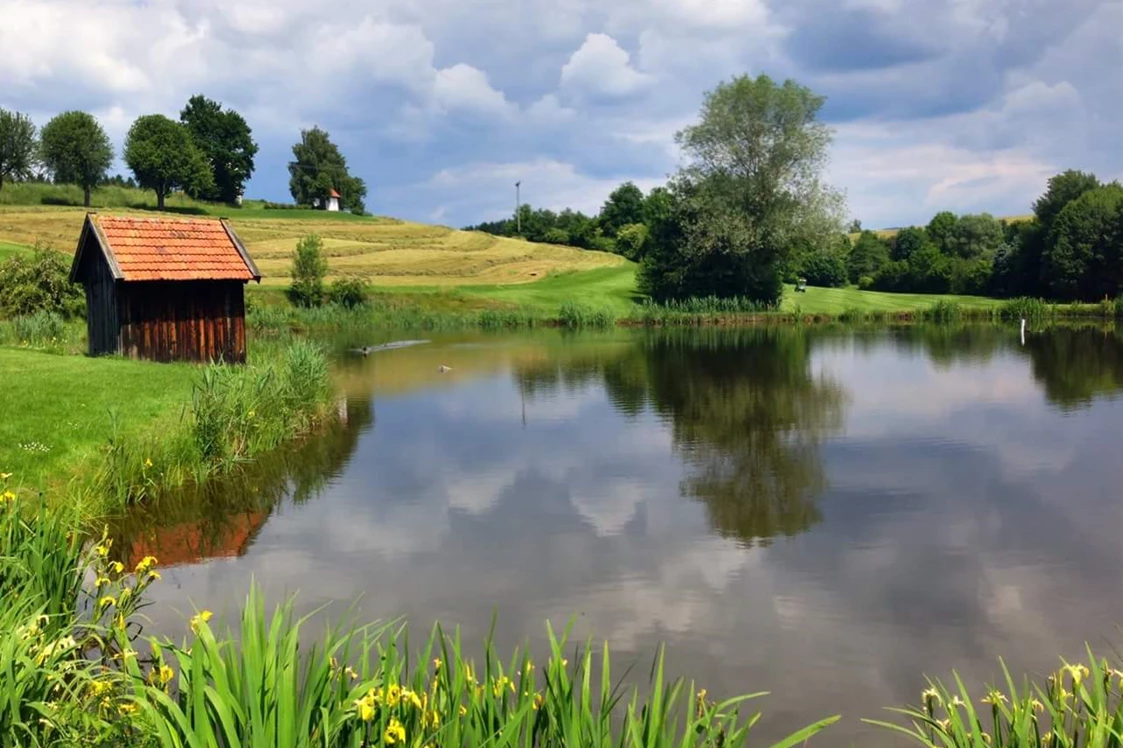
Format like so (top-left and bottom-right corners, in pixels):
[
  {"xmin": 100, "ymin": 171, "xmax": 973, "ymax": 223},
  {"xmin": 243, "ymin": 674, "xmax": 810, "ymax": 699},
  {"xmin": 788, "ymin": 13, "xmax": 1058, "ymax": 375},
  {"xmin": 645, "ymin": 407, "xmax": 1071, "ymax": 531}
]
[
  {"xmin": 869, "ymin": 654, "xmax": 1123, "ymax": 747},
  {"xmin": 121, "ymin": 582, "xmax": 838, "ymax": 748},
  {"xmin": 0, "ymin": 311, "xmax": 85, "ymax": 353},
  {"xmin": 94, "ymin": 340, "xmax": 335, "ymax": 507},
  {"xmin": 559, "ymin": 301, "xmax": 617, "ymax": 329},
  {"xmin": 0, "ymin": 485, "xmax": 157, "ymax": 746}
]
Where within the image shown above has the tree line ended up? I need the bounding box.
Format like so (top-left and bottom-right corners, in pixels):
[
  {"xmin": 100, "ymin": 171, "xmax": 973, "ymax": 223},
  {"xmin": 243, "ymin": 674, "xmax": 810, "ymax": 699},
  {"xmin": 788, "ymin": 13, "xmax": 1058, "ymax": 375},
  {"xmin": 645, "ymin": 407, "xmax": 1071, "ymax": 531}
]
[
  {"xmin": 842, "ymin": 171, "xmax": 1123, "ymax": 301},
  {"xmin": 0, "ymin": 102, "xmax": 366, "ymax": 213},
  {"xmin": 469, "ymin": 74, "xmax": 1120, "ymax": 305}
]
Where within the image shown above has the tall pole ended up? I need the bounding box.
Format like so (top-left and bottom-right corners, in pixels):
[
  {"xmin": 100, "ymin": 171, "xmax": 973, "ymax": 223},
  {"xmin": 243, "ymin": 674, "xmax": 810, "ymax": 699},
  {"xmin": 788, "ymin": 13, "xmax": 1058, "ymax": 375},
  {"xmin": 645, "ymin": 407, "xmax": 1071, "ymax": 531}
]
[{"xmin": 515, "ymin": 180, "xmax": 521, "ymax": 235}]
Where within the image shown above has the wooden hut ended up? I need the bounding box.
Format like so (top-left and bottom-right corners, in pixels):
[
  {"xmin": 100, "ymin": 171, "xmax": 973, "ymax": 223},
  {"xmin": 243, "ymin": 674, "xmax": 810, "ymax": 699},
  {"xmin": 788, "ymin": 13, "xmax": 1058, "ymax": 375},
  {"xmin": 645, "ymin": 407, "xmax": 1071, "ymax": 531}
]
[{"xmin": 69, "ymin": 214, "xmax": 261, "ymax": 363}]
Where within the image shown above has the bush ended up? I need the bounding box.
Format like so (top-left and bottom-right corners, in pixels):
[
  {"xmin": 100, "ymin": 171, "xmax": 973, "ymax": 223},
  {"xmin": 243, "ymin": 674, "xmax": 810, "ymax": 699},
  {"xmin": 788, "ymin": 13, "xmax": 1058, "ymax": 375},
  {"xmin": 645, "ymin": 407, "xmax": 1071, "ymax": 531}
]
[
  {"xmin": 799, "ymin": 250, "xmax": 847, "ymax": 288},
  {"xmin": 289, "ymin": 234, "xmax": 328, "ymax": 307},
  {"xmin": 329, "ymin": 276, "xmax": 370, "ymax": 308},
  {"xmin": 857, "ymin": 275, "xmax": 875, "ymax": 290},
  {"xmin": 0, "ymin": 244, "xmax": 85, "ymax": 319}
]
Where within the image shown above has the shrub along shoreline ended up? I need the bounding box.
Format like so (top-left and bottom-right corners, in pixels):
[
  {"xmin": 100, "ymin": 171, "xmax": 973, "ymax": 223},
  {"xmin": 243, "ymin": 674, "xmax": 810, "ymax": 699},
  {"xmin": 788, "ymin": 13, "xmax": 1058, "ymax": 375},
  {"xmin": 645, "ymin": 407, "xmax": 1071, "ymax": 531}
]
[{"xmin": 239, "ymin": 294, "xmax": 1123, "ymax": 335}]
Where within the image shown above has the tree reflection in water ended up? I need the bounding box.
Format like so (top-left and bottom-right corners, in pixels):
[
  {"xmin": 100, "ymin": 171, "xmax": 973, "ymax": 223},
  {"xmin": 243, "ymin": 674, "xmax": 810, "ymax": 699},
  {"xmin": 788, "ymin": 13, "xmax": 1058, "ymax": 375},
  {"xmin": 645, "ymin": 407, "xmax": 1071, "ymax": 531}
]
[{"xmin": 516, "ymin": 328, "xmax": 846, "ymax": 546}]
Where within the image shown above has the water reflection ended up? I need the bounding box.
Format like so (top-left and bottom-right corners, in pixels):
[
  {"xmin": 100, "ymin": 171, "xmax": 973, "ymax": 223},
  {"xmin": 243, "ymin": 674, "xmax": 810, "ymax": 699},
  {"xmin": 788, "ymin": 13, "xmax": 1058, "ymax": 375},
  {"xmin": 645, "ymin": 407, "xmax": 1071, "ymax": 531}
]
[
  {"xmin": 120, "ymin": 324, "xmax": 1123, "ymax": 746},
  {"xmin": 517, "ymin": 329, "xmax": 845, "ymax": 545},
  {"xmin": 1023, "ymin": 326, "xmax": 1123, "ymax": 409},
  {"xmin": 111, "ymin": 397, "xmax": 373, "ymax": 569}
]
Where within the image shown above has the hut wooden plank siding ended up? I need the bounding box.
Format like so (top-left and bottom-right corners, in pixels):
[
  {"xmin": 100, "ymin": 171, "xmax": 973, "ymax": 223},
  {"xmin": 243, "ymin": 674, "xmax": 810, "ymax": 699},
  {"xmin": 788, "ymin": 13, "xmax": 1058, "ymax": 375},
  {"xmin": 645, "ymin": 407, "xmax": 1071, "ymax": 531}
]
[{"xmin": 70, "ymin": 214, "xmax": 261, "ymax": 363}]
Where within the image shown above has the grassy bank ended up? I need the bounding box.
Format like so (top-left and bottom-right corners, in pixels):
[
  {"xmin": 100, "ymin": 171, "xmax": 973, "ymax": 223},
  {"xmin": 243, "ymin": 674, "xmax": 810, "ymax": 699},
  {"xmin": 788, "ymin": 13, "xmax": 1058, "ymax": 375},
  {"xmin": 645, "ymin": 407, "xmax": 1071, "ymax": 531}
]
[
  {"xmin": 2, "ymin": 491, "xmax": 1121, "ymax": 747},
  {"xmin": 0, "ymin": 340, "xmax": 336, "ymax": 515}
]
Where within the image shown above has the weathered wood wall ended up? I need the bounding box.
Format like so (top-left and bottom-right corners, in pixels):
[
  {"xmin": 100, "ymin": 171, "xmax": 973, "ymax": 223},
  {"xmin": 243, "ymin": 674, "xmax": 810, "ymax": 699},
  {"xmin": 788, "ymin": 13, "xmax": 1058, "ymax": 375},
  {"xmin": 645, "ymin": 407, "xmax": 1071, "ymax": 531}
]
[
  {"xmin": 80, "ymin": 245, "xmax": 119, "ymax": 356},
  {"xmin": 117, "ymin": 281, "xmax": 247, "ymax": 363}
]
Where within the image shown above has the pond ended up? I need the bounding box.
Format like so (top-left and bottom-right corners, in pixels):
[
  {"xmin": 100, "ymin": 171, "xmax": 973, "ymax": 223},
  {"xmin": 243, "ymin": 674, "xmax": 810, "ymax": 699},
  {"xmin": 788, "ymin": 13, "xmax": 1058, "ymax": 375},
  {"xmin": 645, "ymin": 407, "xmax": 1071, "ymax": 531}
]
[{"xmin": 116, "ymin": 324, "xmax": 1123, "ymax": 745}]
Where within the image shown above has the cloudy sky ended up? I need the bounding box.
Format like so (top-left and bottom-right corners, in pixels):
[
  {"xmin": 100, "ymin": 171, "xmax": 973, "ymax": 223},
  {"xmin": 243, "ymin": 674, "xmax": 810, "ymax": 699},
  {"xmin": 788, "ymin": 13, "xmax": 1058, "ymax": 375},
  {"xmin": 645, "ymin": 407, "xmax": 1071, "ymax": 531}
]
[{"xmin": 1, "ymin": 0, "xmax": 1120, "ymax": 228}]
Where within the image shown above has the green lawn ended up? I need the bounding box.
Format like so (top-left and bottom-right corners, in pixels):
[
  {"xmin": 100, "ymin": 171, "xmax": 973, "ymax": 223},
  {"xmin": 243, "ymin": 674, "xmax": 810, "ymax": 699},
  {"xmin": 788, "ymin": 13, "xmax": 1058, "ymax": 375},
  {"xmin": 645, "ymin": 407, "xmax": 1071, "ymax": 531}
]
[
  {"xmin": 779, "ymin": 284, "xmax": 1002, "ymax": 314},
  {"xmin": 376, "ymin": 265, "xmax": 1002, "ymax": 317},
  {"xmin": 0, "ymin": 349, "xmax": 197, "ymax": 490},
  {"xmin": 0, "ymin": 240, "xmax": 30, "ymax": 261},
  {"xmin": 457, "ymin": 265, "xmax": 640, "ymax": 313}
]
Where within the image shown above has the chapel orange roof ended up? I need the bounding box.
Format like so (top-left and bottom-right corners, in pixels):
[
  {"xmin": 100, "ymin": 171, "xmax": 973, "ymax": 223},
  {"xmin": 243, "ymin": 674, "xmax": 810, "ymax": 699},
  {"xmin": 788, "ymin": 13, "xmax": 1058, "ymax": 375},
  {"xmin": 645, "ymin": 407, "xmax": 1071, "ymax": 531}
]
[
  {"xmin": 329, "ymin": 189, "xmax": 341, "ymax": 198},
  {"xmin": 88, "ymin": 214, "xmax": 259, "ymax": 282}
]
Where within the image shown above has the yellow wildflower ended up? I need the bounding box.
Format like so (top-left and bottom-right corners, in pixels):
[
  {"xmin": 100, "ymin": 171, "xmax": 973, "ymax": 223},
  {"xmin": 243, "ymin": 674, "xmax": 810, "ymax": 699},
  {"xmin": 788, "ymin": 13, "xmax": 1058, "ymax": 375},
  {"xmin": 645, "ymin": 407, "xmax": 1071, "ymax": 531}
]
[
  {"xmin": 109, "ymin": 561, "xmax": 124, "ymax": 575},
  {"xmin": 384, "ymin": 718, "xmax": 406, "ymax": 744},
  {"xmin": 1, "ymin": 490, "xmax": 15, "ymax": 504},
  {"xmin": 1, "ymin": 472, "xmax": 12, "ymax": 480},
  {"xmin": 385, "ymin": 683, "xmax": 402, "ymax": 707},
  {"xmin": 144, "ymin": 458, "xmax": 153, "ymax": 468},
  {"xmin": 158, "ymin": 664, "xmax": 174, "ymax": 685},
  {"xmin": 88, "ymin": 679, "xmax": 112, "ymax": 697},
  {"xmin": 949, "ymin": 695, "xmax": 965, "ymax": 708},
  {"xmin": 433, "ymin": 658, "xmax": 442, "ymax": 671},
  {"xmin": 114, "ymin": 613, "xmax": 126, "ymax": 630},
  {"xmin": 343, "ymin": 666, "xmax": 359, "ymax": 681},
  {"xmin": 981, "ymin": 691, "xmax": 1008, "ymax": 706},
  {"xmin": 1030, "ymin": 699, "xmax": 1045, "ymax": 713},
  {"xmin": 425, "ymin": 709, "xmax": 441, "ymax": 728},
  {"xmin": 533, "ymin": 693, "xmax": 545, "ymax": 711},
  {"xmin": 118, "ymin": 702, "xmax": 138, "ymax": 715},
  {"xmin": 459, "ymin": 704, "xmax": 468, "ymax": 717},
  {"xmin": 95, "ymin": 575, "xmax": 111, "ymax": 589},
  {"xmin": 99, "ymin": 596, "xmax": 117, "ymax": 610},
  {"xmin": 405, "ymin": 688, "xmax": 423, "ymax": 709},
  {"xmin": 354, "ymin": 695, "xmax": 376, "ymax": 722},
  {"xmin": 148, "ymin": 570, "xmax": 161, "ymax": 581},
  {"xmin": 248, "ymin": 410, "xmax": 255, "ymax": 419},
  {"xmin": 190, "ymin": 610, "xmax": 213, "ymax": 633},
  {"xmin": 134, "ymin": 556, "xmax": 158, "ymax": 575},
  {"xmin": 921, "ymin": 687, "xmax": 942, "ymax": 706}
]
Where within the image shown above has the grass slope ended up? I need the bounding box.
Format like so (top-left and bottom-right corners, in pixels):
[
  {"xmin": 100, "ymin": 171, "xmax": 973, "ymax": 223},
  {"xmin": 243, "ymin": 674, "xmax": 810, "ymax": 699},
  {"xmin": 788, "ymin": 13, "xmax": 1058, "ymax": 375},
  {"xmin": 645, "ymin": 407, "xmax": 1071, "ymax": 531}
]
[
  {"xmin": 780, "ymin": 284, "xmax": 1001, "ymax": 313},
  {"xmin": 0, "ymin": 349, "xmax": 196, "ymax": 488},
  {"xmin": 0, "ymin": 204, "xmax": 625, "ymax": 287}
]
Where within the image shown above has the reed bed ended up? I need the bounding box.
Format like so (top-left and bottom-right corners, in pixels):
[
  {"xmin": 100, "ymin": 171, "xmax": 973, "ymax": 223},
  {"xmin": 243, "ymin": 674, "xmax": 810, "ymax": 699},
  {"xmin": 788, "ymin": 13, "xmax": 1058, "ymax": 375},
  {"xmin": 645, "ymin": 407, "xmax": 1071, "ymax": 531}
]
[{"xmin": 92, "ymin": 340, "xmax": 336, "ymax": 508}]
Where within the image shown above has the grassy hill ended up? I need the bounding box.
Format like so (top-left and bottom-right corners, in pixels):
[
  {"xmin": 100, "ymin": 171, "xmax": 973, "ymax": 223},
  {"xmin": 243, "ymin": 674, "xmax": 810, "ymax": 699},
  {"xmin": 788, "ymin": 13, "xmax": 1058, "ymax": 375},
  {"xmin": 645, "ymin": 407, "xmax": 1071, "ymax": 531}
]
[
  {"xmin": 0, "ymin": 183, "xmax": 1010, "ymax": 316},
  {"xmin": 0, "ymin": 203, "xmax": 625, "ymax": 287}
]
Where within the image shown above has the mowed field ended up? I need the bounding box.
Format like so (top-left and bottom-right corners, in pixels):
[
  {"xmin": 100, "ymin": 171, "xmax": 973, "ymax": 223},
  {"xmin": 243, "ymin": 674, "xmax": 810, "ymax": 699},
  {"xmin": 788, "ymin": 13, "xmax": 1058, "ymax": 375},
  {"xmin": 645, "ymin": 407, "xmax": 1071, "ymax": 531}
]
[{"xmin": 0, "ymin": 205, "xmax": 626, "ymax": 287}]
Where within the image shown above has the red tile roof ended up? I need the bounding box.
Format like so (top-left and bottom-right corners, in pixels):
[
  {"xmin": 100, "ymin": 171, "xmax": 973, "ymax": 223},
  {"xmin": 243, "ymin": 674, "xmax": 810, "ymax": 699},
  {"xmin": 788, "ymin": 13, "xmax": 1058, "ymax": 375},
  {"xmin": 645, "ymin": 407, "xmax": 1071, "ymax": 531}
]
[
  {"xmin": 91, "ymin": 215, "xmax": 258, "ymax": 282},
  {"xmin": 329, "ymin": 189, "xmax": 341, "ymax": 198}
]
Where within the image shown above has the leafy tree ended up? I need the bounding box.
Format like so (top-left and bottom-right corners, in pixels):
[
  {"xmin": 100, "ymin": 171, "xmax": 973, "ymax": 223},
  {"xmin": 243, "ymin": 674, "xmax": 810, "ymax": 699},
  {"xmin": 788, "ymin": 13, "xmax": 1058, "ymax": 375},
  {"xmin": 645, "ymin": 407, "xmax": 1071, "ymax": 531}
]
[
  {"xmin": 947, "ymin": 213, "xmax": 1003, "ymax": 259},
  {"xmin": 847, "ymin": 231, "xmax": 890, "ymax": 283},
  {"xmin": 0, "ymin": 109, "xmax": 37, "ymax": 190},
  {"xmin": 926, "ymin": 211, "xmax": 959, "ymax": 255},
  {"xmin": 639, "ymin": 74, "xmax": 843, "ymax": 304},
  {"xmin": 38, "ymin": 111, "xmax": 113, "ymax": 208},
  {"xmin": 905, "ymin": 244, "xmax": 951, "ymax": 293},
  {"xmin": 891, "ymin": 227, "xmax": 930, "ymax": 262},
  {"xmin": 124, "ymin": 115, "xmax": 213, "ymax": 210},
  {"xmin": 288, "ymin": 127, "xmax": 366, "ymax": 213},
  {"xmin": 798, "ymin": 249, "xmax": 847, "ymax": 287},
  {"xmin": 1034, "ymin": 170, "xmax": 1100, "ymax": 234},
  {"xmin": 289, "ymin": 234, "xmax": 328, "ymax": 307},
  {"xmin": 542, "ymin": 227, "xmax": 570, "ymax": 245},
  {"xmin": 847, "ymin": 219, "xmax": 862, "ymax": 233},
  {"xmin": 180, "ymin": 95, "xmax": 258, "ymax": 204},
  {"xmin": 556, "ymin": 209, "xmax": 596, "ymax": 248},
  {"xmin": 1042, "ymin": 184, "xmax": 1123, "ymax": 301},
  {"xmin": 615, "ymin": 223, "xmax": 649, "ymax": 260},
  {"xmin": 598, "ymin": 182, "xmax": 645, "ymax": 237}
]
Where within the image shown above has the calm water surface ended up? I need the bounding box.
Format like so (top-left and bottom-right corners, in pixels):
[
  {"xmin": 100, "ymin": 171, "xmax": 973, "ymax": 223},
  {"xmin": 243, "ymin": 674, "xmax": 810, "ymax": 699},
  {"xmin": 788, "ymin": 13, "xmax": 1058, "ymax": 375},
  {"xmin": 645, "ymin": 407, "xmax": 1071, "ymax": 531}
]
[{"xmin": 118, "ymin": 325, "xmax": 1123, "ymax": 745}]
